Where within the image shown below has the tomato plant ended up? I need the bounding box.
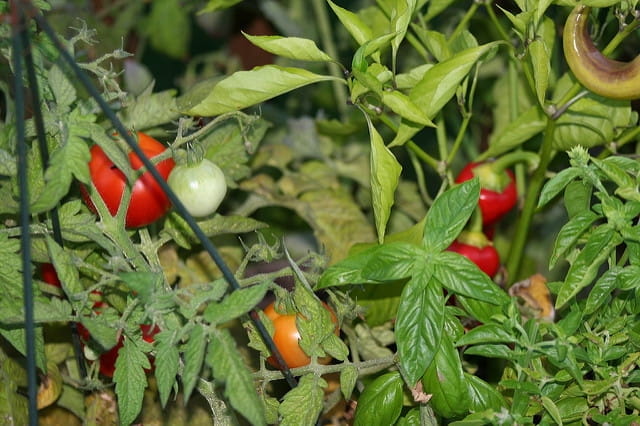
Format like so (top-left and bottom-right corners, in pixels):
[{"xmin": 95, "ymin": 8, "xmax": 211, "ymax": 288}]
[
  {"xmin": 4, "ymin": 1, "xmax": 640, "ymax": 425},
  {"xmin": 263, "ymin": 301, "xmax": 338, "ymax": 369},
  {"xmin": 167, "ymin": 158, "xmax": 227, "ymax": 217},
  {"xmin": 81, "ymin": 132, "xmax": 175, "ymax": 228},
  {"xmin": 39, "ymin": 263, "xmax": 61, "ymax": 288}
]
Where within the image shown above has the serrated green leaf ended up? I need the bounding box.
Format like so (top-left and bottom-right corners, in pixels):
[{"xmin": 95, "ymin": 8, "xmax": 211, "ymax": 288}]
[
  {"xmin": 549, "ymin": 210, "xmax": 600, "ymax": 268},
  {"xmin": 422, "ymin": 334, "xmax": 470, "ymax": 418},
  {"xmin": 353, "ymin": 371, "xmax": 403, "ymax": 426},
  {"xmin": 396, "ymin": 265, "xmax": 443, "ymax": 385},
  {"xmin": 433, "ymin": 252, "xmax": 509, "ymax": 304},
  {"xmin": 279, "ymin": 374, "xmax": 326, "ymax": 426},
  {"xmin": 538, "ymin": 167, "xmax": 581, "ymax": 208},
  {"xmin": 119, "ymin": 272, "xmax": 162, "ymax": 304},
  {"xmin": 243, "ymin": 34, "xmax": 333, "ymax": 62},
  {"xmin": 114, "ymin": 337, "xmax": 150, "ymax": 426},
  {"xmin": 45, "ymin": 236, "xmax": 84, "ymax": 297},
  {"xmin": 154, "ymin": 330, "xmax": 180, "ymax": 407},
  {"xmin": 556, "ymin": 226, "xmax": 622, "ymax": 309},
  {"xmin": 48, "ymin": 65, "xmax": 76, "ymax": 109},
  {"xmin": 340, "ymin": 365, "xmax": 358, "ymax": 400},
  {"xmin": 182, "ymin": 323, "xmax": 207, "ymax": 402},
  {"xmin": 368, "ymin": 120, "xmax": 402, "ymax": 243},
  {"xmin": 422, "ymin": 179, "xmax": 479, "ymax": 253},
  {"xmin": 204, "ymin": 282, "xmax": 268, "ymax": 325},
  {"xmin": 184, "ymin": 65, "xmax": 342, "ymax": 116},
  {"xmin": 119, "ymin": 89, "xmax": 180, "ymax": 131},
  {"xmin": 30, "ymin": 133, "xmax": 91, "ymax": 213},
  {"xmin": 208, "ymin": 329, "xmax": 265, "ymax": 426}
]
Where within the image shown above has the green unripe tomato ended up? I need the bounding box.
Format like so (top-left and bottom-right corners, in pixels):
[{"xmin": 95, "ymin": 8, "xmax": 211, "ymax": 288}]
[{"xmin": 168, "ymin": 159, "xmax": 227, "ymax": 217}]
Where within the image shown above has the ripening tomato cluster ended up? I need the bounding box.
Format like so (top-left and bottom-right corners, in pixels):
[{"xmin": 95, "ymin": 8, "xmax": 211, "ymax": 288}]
[
  {"xmin": 447, "ymin": 161, "xmax": 518, "ymax": 279},
  {"xmin": 80, "ymin": 132, "xmax": 227, "ymax": 228},
  {"xmin": 263, "ymin": 301, "xmax": 339, "ymax": 370}
]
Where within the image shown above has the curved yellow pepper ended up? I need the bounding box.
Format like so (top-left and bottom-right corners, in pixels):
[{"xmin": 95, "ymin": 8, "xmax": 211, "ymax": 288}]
[{"xmin": 563, "ymin": 5, "xmax": 640, "ymax": 100}]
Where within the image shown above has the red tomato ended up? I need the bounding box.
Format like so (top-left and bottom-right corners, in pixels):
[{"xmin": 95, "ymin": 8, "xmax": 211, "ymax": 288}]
[
  {"xmin": 81, "ymin": 132, "xmax": 175, "ymax": 228},
  {"xmin": 97, "ymin": 324, "xmax": 160, "ymax": 378},
  {"xmin": 40, "ymin": 263, "xmax": 61, "ymax": 288},
  {"xmin": 264, "ymin": 302, "xmax": 339, "ymax": 369}
]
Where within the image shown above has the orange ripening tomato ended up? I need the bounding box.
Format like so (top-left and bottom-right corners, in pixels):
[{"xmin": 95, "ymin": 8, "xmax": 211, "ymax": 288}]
[
  {"xmin": 264, "ymin": 302, "xmax": 339, "ymax": 369},
  {"xmin": 80, "ymin": 132, "xmax": 175, "ymax": 228}
]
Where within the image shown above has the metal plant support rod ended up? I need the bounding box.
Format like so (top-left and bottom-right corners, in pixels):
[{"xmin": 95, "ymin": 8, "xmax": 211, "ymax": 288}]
[
  {"xmin": 17, "ymin": 1, "xmax": 88, "ymax": 381},
  {"xmin": 17, "ymin": 0, "xmax": 298, "ymax": 392},
  {"xmin": 11, "ymin": 2, "xmax": 38, "ymax": 424}
]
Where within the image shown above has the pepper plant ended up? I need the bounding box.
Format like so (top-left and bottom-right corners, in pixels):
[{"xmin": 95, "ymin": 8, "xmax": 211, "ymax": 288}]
[{"xmin": 1, "ymin": 0, "xmax": 640, "ymax": 425}]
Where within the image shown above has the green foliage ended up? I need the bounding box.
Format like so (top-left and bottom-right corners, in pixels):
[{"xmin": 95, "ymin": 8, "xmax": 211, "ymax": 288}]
[{"xmin": 3, "ymin": 0, "xmax": 640, "ymax": 424}]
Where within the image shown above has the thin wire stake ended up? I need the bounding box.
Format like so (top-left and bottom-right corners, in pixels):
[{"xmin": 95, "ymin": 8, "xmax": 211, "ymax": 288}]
[
  {"xmin": 11, "ymin": 2, "xmax": 38, "ymax": 424},
  {"xmin": 21, "ymin": 0, "xmax": 298, "ymax": 389},
  {"xmin": 19, "ymin": 2, "xmax": 87, "ymax": 380}
]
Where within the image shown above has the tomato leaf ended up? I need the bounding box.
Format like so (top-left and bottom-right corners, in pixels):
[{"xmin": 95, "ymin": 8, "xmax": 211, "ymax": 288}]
[
  {"xmin": 353, "ymin": 371, "xmax": 404, "ymax": 426},
  {"xmin": 340, "ymin": 365, "xmax": 358, "ymax": 400},
  {"xmin": 279, "ymin": 374, "xmax": 326, "ymax": 426},
  {"xmin": 119, "ymin": 272, "xmax": 162, "ymax": 304},
  {"xmin": 422, "ymin": 178, "xmax": 480, "ymax": 254},
  {"xmin": 182, "ymin": 323, "xmax": 207, "ymax": 403},
  {"xmin": 396, "ymin": 264, "xmax": 443, "ymax": 385},
  {"xmin": 368, "ymin": 119, "xmax": 402, "ymax": 243},
  {"xmin": 422, "ymin": 334, "xmax": 470, "ymax": 418},
  {"xmin": 203, "ymin": 282, "xmax": 269, "ymax": 325},
  {"xmin": 208, "ymin": 329, "xmax": 265, "ymax": 426},
  {"xmin": 183, "ymin": 65, "xmax": 342, "ymax": 116},
  {"xmin": 154, "ymin": 330, "xmax": 180, "ymax": 408},
  {"xmin": 242, "ymin": 34, "xmax": 333, "ymax": 62},
  {"xmin": 433, "ymin": 252, "xmax": 508, "ymax": 304},
  {"xmin": 114, "ymin": 337, "xmax": 150, "ymax": 426}
]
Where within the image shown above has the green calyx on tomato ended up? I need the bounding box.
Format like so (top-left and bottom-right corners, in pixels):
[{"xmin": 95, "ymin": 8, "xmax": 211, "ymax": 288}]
[
  {"xmin": 81, "ymin": 132, "xmax": 175, "ymax": 228},
  {"xmin": 167, "ymin": 157, "xmax": 227, "ymax": 218},
  {"xmin": 263, "ymin": 301, "xmax": 339, "ymax": 370},
  {"xmin": 447, "ymin": 231, "xmax": 500, "ymax": 278}
]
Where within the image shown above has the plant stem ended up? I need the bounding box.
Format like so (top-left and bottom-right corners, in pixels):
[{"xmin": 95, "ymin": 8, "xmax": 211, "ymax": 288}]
[
  {"xmin": 505, "ymin": 117, "xmax": 556, "ymax": 284},
  {"xmin": 449, "ymin": 2, "xmax": 479, "ymax": 42},
  {"xmin": 311, "ymin": 0, "xmax": 349, "ymax": 119},
  {"xmin": 253, "ymin": 355, "xmax": 396, "ymax": 382}
]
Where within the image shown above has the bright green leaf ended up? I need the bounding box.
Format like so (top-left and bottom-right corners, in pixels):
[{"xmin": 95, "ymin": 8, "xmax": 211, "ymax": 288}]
[{"xmin": 243, "ymin": 34, "xmax": 333, "ymax": 62}]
